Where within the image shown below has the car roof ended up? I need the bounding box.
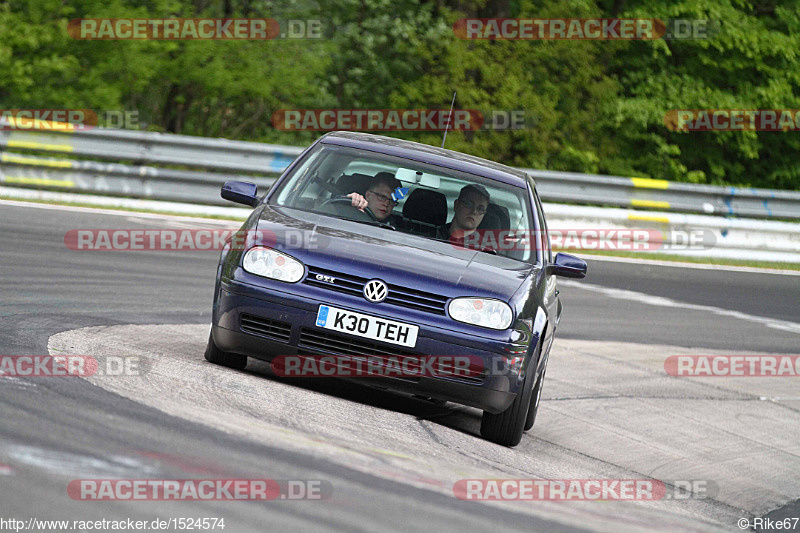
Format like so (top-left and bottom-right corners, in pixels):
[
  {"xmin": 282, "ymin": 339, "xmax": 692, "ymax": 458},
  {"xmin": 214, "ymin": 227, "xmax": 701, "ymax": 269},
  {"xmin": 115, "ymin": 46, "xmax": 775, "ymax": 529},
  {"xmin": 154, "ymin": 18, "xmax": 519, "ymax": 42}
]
[{"xmin": 318, "ymin": 131, "xmax": 532, "ymax": 188}]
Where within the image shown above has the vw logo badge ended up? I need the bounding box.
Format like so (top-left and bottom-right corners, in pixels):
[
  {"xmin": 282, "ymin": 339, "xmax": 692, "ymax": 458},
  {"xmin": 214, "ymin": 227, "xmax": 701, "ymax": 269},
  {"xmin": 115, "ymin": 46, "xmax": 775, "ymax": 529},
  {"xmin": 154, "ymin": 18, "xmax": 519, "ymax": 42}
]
[{"xmin": 363, "ymin": 279, "xmax": 388, "ymax": 303}]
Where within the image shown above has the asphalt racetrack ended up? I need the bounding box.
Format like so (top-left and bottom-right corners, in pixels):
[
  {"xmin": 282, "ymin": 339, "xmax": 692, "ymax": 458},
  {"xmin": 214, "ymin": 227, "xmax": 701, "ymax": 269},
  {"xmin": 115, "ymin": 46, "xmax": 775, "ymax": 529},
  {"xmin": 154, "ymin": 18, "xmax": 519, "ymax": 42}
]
[{"xmin": 1, "ymin": 200, "xmax": 799, "ymax": 532}]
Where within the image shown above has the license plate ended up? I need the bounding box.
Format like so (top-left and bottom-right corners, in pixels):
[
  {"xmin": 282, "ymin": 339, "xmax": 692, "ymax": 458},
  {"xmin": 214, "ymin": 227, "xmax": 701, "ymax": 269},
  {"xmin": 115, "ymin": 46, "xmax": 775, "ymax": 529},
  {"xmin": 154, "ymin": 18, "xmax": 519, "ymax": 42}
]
[{"xmin": 315, "ymin": 305, "xmax": 419, "ymax": 348}]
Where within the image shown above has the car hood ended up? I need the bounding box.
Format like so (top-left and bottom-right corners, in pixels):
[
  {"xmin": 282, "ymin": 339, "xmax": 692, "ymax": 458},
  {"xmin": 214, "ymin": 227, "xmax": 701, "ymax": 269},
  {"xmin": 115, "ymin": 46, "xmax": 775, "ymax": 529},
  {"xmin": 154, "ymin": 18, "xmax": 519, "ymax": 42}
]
[{"xmin": 256, "ymin": 205, "xmax": 532, "ymax": 299}]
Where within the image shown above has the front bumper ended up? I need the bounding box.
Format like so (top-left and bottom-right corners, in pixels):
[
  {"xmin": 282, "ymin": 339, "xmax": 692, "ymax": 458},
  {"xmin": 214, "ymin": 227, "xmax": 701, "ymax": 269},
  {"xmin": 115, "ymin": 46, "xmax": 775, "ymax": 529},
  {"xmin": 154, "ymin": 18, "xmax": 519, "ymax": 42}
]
[{"xmin": 212, "ymin": 277, "xmax": 527, "ymax": 413}]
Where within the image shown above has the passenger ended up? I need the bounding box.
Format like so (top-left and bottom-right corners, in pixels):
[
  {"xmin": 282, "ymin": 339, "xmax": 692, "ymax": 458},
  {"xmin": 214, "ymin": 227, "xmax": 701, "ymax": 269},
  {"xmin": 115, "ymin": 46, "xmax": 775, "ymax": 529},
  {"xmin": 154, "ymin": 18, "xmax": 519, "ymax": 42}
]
[
  {"xmin": 346, "ymin": 172, "xmax": 403, "ymax": 222},
  {"xmin": 437, "ymin": 184, "xmax": 490, "ymax": 246}
]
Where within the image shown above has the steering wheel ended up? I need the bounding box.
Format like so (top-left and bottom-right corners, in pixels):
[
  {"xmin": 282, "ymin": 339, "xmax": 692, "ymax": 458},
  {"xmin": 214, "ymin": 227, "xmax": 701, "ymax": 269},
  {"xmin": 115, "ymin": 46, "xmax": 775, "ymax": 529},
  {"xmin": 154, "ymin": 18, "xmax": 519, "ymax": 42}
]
[{"xmin": 318, "ymin": 196, "xmax": 378, "ymax": 222}]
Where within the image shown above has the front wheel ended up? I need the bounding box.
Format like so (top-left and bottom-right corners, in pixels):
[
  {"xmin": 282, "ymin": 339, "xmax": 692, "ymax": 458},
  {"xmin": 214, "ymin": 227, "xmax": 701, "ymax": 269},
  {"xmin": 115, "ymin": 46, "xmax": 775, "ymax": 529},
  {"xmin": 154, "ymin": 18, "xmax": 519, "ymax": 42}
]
[
  {"xmin": 480, "ymin": 377, "xmax": 533, "ymax": 447},
  {"xmin": 524, "ymin": 361, "xmax": 547, "ymax": 432},
  {"xmin": 480, "ymin": 345, "xmax": 541, "ymax": 446},
  {"xmin": 204, "ymin": 331, "xmax": 248, "ymax": 370}
]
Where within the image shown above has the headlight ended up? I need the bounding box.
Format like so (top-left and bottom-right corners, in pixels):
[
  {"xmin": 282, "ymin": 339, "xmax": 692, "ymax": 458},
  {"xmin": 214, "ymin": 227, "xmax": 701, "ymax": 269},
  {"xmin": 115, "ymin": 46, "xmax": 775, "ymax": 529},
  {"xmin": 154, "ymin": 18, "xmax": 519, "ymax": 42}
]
[
  {"xmin": 448, "ymin": 298, "xmax": 513, "ymax": 330},
  {"xmin": 242, "ymin": 246, "xmax": 305, "ymax": 283}
]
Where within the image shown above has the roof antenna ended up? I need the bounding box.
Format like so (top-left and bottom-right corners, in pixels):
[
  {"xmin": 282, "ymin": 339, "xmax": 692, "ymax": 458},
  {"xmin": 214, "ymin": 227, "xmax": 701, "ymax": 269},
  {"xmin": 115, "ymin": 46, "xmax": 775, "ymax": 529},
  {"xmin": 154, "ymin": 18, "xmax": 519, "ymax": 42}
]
[{"xmin": 441, "ymin": 91, "xmax": 456, "ymax": 148}]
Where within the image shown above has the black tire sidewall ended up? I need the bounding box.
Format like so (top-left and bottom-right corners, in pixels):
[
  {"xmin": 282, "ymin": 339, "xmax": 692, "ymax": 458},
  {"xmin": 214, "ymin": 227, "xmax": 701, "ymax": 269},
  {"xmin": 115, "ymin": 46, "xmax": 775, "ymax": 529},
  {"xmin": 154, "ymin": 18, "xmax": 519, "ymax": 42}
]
[{"xmin": 481, "ymin": 339, "xmax": 542, "ymax": 446}]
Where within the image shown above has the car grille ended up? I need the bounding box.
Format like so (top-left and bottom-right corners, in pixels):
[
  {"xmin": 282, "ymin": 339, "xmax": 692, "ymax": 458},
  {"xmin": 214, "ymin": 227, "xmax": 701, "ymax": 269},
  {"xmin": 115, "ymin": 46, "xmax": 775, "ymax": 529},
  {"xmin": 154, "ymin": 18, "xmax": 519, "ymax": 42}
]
[
  {"xmin": 240, "ymin": 314, "xmax": 292, "ymax": 342},
  {"xmin": 298, "ymin": 328, "xmax": 485, "ymax": 384},
  {"xmin": 304, "ymin": 266, "xmax": 449, "ymax": 315}
]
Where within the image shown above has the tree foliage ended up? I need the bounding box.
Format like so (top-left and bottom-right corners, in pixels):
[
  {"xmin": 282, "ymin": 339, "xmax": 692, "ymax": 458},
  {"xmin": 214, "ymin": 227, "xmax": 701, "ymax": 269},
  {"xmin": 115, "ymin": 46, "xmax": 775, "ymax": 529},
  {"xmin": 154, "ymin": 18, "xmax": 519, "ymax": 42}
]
[{"xmin": 1, "ymin": 0, "xmax": 798, "ymax": 189}]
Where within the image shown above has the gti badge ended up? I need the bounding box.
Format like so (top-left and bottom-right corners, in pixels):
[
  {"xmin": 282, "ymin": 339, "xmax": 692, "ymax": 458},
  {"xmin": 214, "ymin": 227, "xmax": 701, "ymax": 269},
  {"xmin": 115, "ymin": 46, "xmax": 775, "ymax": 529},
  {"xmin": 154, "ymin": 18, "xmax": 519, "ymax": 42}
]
[{"xmin": 315, "ymin": 274, "xmax": 336, "ymax": 284}]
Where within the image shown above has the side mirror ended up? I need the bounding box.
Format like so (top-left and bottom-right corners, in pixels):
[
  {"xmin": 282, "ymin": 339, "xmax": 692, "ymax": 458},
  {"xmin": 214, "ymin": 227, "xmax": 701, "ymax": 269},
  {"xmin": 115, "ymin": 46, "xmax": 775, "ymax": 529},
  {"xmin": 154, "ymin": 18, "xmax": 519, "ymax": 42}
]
[
  {"xmin": 547, "ymin": 252, "xmax": 587, "ymax": 279},
  {"xmin": 221, "ymin": 181, "xmax": 259, "ymax": 207}
]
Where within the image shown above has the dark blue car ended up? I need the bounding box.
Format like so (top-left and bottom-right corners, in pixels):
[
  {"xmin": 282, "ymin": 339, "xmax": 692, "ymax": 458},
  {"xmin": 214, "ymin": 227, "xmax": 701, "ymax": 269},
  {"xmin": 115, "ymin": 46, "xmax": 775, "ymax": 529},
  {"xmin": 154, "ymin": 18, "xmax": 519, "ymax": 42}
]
[{"xmin": 206, "ymin": 131, "xmax": 587, "ymax": 446}]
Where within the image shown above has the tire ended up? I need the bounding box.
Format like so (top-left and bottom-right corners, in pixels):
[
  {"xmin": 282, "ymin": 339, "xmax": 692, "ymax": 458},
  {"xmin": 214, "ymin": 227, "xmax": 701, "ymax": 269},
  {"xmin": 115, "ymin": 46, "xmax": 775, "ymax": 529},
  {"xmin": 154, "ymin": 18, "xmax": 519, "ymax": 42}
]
[
  {"xmin": 480, "ymin": 344, "xmax": 540, "ymax": 447},
  {"xmin": 204, "ymin": 331, "xmax": 248, "ymax": 370},
  {"xmin": 524, "ymin": 361, "xmax": 547, "ymax": 432}
]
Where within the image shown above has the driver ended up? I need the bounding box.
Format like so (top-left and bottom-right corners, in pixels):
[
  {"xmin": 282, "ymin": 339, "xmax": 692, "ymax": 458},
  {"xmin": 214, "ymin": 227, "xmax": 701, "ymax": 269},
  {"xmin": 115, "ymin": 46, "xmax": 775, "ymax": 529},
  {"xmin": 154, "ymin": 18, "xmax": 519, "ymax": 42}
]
[{"xmin": 346, "ymin": 172, "xmax": 403, "ymax": 223}]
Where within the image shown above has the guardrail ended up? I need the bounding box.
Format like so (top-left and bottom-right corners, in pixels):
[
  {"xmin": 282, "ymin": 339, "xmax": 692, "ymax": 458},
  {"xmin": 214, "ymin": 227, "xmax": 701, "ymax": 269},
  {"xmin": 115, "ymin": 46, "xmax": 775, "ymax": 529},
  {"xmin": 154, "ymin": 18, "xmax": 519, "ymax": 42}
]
[
  {"xmin": 3, "ymin": 181, "xmax": 797, "ymax": 262},
  {"xmin": 1, "ymin": 120, "xmax": 799, "ymax": 218},
  {"xmin": 0, "ymin": 151, "xmax": 277, "ymax": 205},
  {"xmin": 0, "ymin": 122, "xmax": 303, "ymax": 173},
  {"xmin": 522, "ymin": 169, "xmax": 800, "ymax": 219},
  {"xmin": 544, "ymin": 204, "xmax": 800, "ymax": 263}
]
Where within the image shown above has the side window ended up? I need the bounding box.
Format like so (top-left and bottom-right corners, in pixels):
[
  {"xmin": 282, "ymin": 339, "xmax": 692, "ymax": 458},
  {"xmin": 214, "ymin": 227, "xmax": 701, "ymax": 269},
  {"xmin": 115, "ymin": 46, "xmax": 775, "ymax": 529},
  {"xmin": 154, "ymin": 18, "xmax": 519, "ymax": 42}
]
[{"xmin": 531, "ymin": 182, "xmax": 552, "ymax": 264}]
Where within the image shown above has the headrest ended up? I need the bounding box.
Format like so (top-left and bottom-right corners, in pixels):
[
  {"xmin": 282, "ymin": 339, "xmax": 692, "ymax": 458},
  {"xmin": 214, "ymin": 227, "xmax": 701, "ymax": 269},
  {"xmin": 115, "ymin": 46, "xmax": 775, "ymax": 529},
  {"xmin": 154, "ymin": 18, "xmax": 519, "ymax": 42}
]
[
  {"xmin": 478, "ymin": 203, "xmax": 511, "ymax": 230},
  {"xmin": 402, "ymin": 188, "xmax": 447, "ymax": 227},
  {"xmin": 336, "ymin": 173, "xmax": 373, "ymax": 196}
]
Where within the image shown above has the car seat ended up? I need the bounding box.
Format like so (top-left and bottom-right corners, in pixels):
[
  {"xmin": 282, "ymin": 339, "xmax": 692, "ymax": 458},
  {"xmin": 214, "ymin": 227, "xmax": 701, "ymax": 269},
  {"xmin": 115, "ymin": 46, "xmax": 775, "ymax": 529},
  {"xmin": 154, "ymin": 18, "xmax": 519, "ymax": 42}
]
[{"xmin": 401, "ymin": 188, "xmax": 448, "ymax": 237}]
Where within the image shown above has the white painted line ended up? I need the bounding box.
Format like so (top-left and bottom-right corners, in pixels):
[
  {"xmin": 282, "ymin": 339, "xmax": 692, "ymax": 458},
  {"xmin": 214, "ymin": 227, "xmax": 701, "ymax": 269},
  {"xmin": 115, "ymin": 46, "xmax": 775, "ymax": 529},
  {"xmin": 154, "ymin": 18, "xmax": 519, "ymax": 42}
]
[
  {"xmin": 759, "ymin": 397, "xmax": 800, "ymax": 401},
  {"xmin": 560, "ymin": 280, "xmax": 800, "ymax": 335},
  {"xmin": 3, "ymin": 444, "xmax": 160, "ymax": 478},
  {"xmin": 578, "ymin": 253, "xmax": 800, "ymax": 276},
  {"xmin": 0, "ymin": 186, "xmax": 251, "ymax": 219},
  {"xmin": 0, "ymin": 198, "xmax": 243, "ymax": 225}
]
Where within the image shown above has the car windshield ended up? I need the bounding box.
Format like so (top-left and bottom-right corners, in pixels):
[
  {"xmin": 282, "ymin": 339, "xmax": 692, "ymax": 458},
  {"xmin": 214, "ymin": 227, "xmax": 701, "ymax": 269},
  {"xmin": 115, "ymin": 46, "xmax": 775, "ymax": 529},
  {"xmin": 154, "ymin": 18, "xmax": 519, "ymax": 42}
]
[{"xmin": 270, "ymin": 143, "xmax": 536, "ymax": 263}]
